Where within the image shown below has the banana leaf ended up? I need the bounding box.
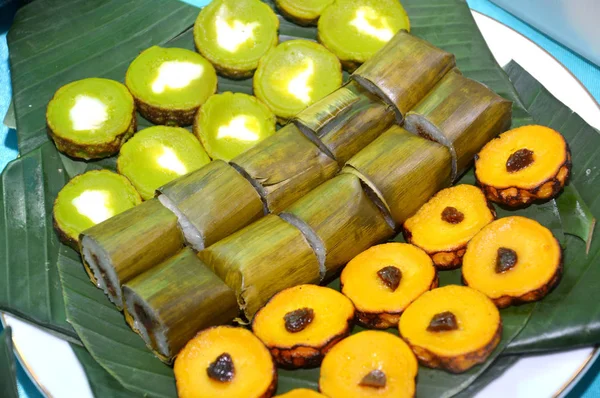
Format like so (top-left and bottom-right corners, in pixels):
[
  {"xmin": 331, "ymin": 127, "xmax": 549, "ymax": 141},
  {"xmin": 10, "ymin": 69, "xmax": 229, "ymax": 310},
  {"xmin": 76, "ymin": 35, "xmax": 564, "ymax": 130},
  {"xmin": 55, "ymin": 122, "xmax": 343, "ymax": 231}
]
[
  {"xmin": 0, "ymin": 142, "xmax": 77, "ymax": 341},
  {"xmin": 556, "ymin": 185, "xmax": 596, "ymax": 254},
  {"xmin": 2, "ymin": 0, "xmax": 598, "ymax": 397},
  {"xmin": 502, "ymin": 61, "xmax": 600, "ymax": 354},
  {"xmin": 48, "ymin": 55, "xmax": 590, "ymax": 398},
  {"xmin": 0, "ymin": 138, "xmax": 121, "ymax": 342},
  {"xmin": 0, "ymin": 327, "xmax": 19, "ymax": 398},
  {"xmin": 58, "ymin": 246, "xmax": 177, "ymax": 397}
]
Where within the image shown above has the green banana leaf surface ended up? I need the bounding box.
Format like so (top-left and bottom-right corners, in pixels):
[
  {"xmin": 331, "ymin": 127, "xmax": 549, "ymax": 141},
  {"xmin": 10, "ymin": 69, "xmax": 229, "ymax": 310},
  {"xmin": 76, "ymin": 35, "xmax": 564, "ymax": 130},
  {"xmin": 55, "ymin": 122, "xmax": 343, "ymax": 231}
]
[
  {"xmin": 556, "ymin": 177, "xmax": 596, "ymax": 254},
  {"xmin": 1, "ymin": 0, "xmax": 599, "ymax": 396},
  {"xmin": 0, "ymin": 327, "xmax": 19, "ymax": 398},
  {"xmin": 0, "ymin": 143, "xmax": 76, "ymax": 340}
]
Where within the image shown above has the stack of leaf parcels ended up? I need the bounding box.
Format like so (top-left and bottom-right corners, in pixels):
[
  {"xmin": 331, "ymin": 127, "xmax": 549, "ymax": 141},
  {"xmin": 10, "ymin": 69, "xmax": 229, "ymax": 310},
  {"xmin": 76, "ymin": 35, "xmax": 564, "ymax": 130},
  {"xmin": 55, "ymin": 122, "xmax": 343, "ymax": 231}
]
[{"xmin": 78, "ymin": 30, "xmax": 512, "ymax": 362}]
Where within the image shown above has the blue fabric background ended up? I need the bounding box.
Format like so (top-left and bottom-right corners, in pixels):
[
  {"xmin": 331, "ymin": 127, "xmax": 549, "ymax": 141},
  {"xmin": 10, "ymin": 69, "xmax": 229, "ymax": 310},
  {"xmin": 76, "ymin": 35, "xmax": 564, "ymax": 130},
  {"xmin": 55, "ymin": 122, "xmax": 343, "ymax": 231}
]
[{"xmin": 1, "ymin": 0, "xmax": 599, "ymax": 396}]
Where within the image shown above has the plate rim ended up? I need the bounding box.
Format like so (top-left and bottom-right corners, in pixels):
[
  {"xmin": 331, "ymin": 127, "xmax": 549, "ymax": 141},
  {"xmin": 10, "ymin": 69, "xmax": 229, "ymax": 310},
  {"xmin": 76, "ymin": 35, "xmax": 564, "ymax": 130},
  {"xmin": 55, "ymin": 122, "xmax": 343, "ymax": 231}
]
[
  {"xmin": 557, "ymin": 348, "xmax": 600, "ymax": 397},
  {"xmin": 471, "ymin": 11, "xmax": 600, "ymax": 112},
  {"xmin": 0, "ymin": 313, "xmax": 53, "ymax": 397}
]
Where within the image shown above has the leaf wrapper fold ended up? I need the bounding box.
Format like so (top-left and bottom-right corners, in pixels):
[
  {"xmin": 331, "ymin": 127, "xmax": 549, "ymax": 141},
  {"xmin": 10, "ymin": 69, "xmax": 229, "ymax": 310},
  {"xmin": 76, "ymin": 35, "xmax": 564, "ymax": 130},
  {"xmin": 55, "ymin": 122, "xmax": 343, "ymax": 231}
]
[
  {"xmin": 281, "ymin": 174, "xmax": 395, "ymax": 280},
  {"xmin": 123, "ymin": 248, "xmax": 238, "ymax": 362},
  {"xmin": 556, "ymin": 185, "xmax": 596, "ymax": 254},
  {"xmin": 294, "ymin": 80, "xmax": 396, "ymax": 166},
  {"xmin": 79, "ymin": 198, "xmax": 184, "ymax": 309},
  {"xmin": 231, "ymin": 124, "xmax": 339, "ymax": 213},
  {"xmin": 157, "ymin": 160, "xmax": 265, "ymax": 251},
  {"xmin": 351, "ymin": 30, "xmax": 456, "ymax": 123},
  {"xmin": 404, "ymin": 68, "xmax": 513, "ymax": 180},
  {"xmin": 343, "ymin": 126, "xmax": 452, "ymax": 227},
  {"xmin": 198, "ymin": 215, "xmax": 321, "ymax": 320}
]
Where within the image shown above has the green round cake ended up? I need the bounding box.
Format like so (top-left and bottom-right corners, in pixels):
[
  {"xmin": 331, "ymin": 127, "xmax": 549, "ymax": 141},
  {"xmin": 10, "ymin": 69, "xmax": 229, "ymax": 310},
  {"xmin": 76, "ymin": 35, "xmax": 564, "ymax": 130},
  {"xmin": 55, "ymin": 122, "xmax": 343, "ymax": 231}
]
[
  {"xmin": 125, "ymin": 46, "xmax": 217, "ymax": 126},
  {"xmin": 318, "ymin": 0, "xmax": 410, "ymax": 71},
  {"xmin": 117, "ymin": 126, "xmax": 211, "ymax": 200},
  {"xmin": 46, "ymin": 78, "xmax": 135, "ymax": 160},
  {"xmin": 275, "ymin": 0, "xmax": 335, "ymax": 26},
  {"xmin": 53, "ymin": 170, "xmax": 142, "ymax": 249},
  {"xmin": 194, "ymin": 92, "xmax": 276, "ymax": 161},
  {"xmin": 194, "ymin": 0, "xmax": 279, "ymax": 78},
  {"xmin": 253, "ymin": 39, "xmax": 342, "ymax": 122}
]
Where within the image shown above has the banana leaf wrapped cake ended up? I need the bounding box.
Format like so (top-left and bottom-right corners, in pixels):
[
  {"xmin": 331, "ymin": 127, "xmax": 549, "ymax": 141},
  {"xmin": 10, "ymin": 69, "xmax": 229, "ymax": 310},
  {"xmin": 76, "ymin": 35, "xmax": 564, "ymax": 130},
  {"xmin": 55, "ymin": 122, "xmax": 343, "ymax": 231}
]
[
  {"xmin": 281, "ymin": 173, "xmax": 395, "ymax": 280},
  {"xmin": 351, "ymin": 30, "xmax": 456, "ymax": 123},
  {"xmin": 294, "ymin": 80, "xmax": 396, "ymax": 166},
  {"xmin": 230, "ymin": 123, "xmax": 339, "ymax": 214},
  {"xmin": 79, "ymin": 198, "xmax": 184, "ymax": 309},
  {"xmin": 343, "ymin": 125, "xmax": 453, "ymax": 227},
  {"xmin": 404, "ymin": 68, "xmax": 513, "ymax": 180},
  {"xmin": 157, "ymin": 160, "xmax": 265, "ymax": 251},
  {"xmin": 198, "ymin": 214, "xmax": 321, "ymax": 319},
  {"xmin": 123, "ymin": 248, "xmax": 238, "ymax": 362}
]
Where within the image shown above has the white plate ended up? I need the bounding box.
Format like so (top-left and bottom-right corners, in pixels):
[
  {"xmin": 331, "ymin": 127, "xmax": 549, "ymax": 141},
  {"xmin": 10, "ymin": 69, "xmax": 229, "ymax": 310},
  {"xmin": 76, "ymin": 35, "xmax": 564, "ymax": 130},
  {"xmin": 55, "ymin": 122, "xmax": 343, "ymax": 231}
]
[{"xmin": 3, "ymin": 10, "xmax": 600, "ymax": 398}]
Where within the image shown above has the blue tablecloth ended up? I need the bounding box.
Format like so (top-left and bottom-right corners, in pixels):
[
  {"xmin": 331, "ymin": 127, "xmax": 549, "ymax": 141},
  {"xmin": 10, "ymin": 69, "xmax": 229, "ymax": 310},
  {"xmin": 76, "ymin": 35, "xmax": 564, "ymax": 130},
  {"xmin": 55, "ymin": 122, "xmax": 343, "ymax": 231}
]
[{"xmin": 1, "ymin": 0, "xmax": 600, "ymax": 397}]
